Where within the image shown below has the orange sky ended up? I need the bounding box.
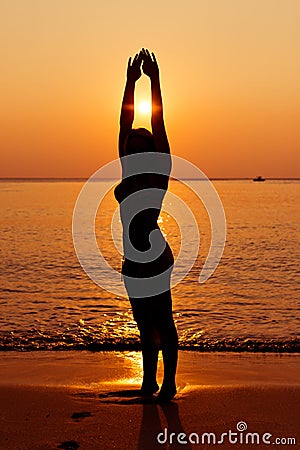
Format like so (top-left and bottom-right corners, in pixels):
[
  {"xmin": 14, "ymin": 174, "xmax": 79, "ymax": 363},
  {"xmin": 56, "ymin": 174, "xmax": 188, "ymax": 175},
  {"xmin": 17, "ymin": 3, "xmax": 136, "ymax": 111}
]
[{"xmin": 1, "ymin": 0, "xmax": 299, "ymax": 178}]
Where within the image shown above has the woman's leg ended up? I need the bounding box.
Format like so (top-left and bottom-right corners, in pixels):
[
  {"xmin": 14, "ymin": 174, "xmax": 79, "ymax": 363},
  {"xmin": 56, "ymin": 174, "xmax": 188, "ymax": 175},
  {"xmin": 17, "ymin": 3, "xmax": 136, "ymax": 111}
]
[
  {"xmin": 139, "ymin": 323, "xmax": 160, "ymax": 394},
  {"xmin": 130, "ymin": 298, "xmax": 160, "ymax": 395},
  {"xmin": 154, "ymin": 289, "xmax": 178, "ymax": 401}
]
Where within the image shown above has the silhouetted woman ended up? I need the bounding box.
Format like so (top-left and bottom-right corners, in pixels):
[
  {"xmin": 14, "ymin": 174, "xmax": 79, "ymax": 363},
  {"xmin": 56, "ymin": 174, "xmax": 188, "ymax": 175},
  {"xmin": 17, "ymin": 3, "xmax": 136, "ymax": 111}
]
[{"xmin": 114, "ymin": 49, "xmax": 178, "ymax": 402}]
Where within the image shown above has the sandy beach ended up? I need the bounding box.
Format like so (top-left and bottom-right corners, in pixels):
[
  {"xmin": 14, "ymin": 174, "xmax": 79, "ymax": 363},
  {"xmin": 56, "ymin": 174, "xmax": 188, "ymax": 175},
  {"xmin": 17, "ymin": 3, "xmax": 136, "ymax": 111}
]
[{"xmin": 0, "ymin": 351, "xmax": 299, "ymax": 449}]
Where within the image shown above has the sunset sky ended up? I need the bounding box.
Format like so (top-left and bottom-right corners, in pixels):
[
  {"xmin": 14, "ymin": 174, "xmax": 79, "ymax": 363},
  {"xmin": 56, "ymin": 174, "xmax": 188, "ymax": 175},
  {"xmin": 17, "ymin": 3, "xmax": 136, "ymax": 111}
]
[{"xmin": 1, "ymin": 0, "xmax": 299, "ymax": 178}]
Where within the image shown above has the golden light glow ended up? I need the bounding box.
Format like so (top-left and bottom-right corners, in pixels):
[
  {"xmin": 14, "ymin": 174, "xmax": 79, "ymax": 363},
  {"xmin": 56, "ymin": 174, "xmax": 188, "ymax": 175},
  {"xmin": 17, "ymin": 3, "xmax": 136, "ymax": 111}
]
[
  {"xmin": 1, "ymin": 2, "xmax": 299, "ymax": 177},
  {"xmin": 138, "ymin": 101, "xmax": 151, "ymax": 115}
]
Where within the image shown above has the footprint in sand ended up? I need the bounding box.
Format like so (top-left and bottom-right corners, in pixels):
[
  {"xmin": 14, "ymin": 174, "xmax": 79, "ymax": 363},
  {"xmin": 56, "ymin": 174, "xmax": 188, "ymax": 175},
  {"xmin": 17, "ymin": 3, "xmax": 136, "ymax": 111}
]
[
  {"xmin": 57, "ymin": 440, "xmax": 80, "ymax": 449},
  {"xmin": 72, "ymin": 392, "xmax": 97, "ymax": 399},
  {"xmin": 71, "ymin": 411, "xmax": 92, "ymax": 421}
]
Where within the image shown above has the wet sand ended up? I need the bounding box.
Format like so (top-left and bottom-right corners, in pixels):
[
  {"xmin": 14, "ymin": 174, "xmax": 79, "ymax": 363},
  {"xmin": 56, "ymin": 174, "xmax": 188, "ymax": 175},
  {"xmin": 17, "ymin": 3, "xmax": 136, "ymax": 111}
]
[{"xmin": 0, "ymin": 351, "xmax": 299, "ymax": 449}]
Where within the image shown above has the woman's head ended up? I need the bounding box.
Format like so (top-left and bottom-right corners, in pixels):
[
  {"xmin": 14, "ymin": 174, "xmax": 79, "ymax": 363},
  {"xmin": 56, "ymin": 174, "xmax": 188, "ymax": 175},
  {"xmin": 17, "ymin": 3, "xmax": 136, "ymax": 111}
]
[{"xmin": 125, "ymin": 128, "xmax": 154, "ymax": 155}]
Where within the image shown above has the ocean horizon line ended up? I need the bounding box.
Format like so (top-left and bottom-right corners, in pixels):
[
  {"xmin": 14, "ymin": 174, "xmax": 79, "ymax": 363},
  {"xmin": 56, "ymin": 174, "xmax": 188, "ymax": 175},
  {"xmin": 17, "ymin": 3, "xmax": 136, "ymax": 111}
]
[{"xmin": 1, "ymin": 177, "xmax": 300, "ymax": 182}]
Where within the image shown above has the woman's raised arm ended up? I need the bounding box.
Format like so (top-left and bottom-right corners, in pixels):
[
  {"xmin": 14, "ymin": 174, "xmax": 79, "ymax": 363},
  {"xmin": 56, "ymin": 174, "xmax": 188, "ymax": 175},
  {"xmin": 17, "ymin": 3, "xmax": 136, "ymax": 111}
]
[
  {"xmin": 141, "ymin": 48, "xmax": 170, "ymax": 155},
  {"xmin": 119, "ymin": 53, "xmax": 142, "ymax": 158}
]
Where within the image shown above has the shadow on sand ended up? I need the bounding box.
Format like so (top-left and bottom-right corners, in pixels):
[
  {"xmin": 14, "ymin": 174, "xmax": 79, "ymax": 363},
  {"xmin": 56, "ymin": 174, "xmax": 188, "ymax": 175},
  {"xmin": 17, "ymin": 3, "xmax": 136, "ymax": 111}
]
[{"xmin": 97, "ymin": 388, "xmax": 192, "ymax": 450}]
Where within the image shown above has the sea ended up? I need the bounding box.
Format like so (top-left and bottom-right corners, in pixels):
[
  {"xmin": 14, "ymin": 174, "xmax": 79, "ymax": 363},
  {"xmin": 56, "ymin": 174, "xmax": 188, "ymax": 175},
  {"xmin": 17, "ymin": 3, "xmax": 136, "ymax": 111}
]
[{"xmin": 0, "ymin": 179, "xmax": 299, "ymax": 352}]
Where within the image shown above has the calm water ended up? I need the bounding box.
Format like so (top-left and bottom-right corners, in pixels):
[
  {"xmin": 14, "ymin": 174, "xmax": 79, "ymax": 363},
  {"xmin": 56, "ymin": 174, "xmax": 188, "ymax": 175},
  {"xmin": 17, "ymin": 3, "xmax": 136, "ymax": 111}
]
[{"xmin": 0, "ymin": 180, "xmax": 299, "ymax": 352}]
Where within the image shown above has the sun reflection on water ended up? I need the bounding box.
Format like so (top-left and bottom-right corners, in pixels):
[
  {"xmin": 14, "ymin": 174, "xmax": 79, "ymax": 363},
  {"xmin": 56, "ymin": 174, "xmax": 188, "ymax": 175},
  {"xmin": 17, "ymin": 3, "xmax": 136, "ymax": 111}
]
[
  {"xmin": 116, "ymin": 351, "xmax": 143, "ymax": 384},
  {"xmin": 104, "ymin": 351, "xmax": 164, "ymax": 387}
]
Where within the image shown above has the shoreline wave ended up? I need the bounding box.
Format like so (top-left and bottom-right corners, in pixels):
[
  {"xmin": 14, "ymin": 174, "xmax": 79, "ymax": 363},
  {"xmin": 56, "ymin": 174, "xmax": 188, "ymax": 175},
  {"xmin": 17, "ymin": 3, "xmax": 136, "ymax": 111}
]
[{"xmin": 1, "ymin": 336, "xmax": 299, "ymax": 353}]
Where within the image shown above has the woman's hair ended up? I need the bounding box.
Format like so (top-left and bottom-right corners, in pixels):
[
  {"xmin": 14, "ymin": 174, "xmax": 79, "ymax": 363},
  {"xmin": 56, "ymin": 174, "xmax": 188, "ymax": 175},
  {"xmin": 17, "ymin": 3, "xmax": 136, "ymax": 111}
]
[{"xmin": 125, "ymin": 128, "xmax": 155, "ymax": 155}]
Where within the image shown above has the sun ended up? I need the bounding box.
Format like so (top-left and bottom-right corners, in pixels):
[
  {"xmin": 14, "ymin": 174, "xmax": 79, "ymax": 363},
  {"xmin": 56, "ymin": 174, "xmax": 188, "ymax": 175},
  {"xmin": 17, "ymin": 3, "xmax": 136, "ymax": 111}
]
[{"xmin": 139, "ymin": 101, "xmax": 151, "ymax": 114}]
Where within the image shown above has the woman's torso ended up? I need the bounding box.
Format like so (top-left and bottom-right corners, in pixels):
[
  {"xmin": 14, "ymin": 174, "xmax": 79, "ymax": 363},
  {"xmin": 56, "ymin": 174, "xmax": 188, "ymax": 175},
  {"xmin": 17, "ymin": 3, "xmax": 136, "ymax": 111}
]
[{"xmin": 114, "ymin": 172, "xmax": 174, "ymax": 277}]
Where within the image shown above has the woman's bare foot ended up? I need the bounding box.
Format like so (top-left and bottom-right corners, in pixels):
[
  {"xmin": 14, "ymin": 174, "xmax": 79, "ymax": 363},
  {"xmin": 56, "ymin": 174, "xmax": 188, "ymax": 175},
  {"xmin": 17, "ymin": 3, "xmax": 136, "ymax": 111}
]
[
  {"xmin": 140, "ymin": 381, "xmax": 159, "ymax": 396},
  {"xmin": 156, "ymin": 383, "xmax": 177, "ymax": 403}
]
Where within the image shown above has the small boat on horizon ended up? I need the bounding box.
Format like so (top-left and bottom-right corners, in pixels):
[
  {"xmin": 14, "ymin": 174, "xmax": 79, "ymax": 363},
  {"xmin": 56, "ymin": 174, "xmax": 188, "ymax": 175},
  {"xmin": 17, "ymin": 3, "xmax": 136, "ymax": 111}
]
[{"xmin": 253, "ymin": 175, "xmax": 266, "ymax": 182}]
